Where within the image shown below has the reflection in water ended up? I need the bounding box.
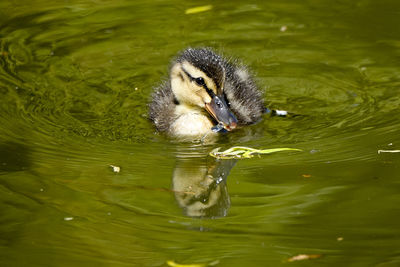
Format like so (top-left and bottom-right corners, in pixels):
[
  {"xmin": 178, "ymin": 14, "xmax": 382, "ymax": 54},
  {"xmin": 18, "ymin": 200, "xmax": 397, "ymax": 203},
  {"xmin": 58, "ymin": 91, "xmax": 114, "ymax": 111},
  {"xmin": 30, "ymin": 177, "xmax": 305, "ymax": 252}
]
[{"xmin": 172, "ymin": 153, "xmax": 236, "ymax": 218}]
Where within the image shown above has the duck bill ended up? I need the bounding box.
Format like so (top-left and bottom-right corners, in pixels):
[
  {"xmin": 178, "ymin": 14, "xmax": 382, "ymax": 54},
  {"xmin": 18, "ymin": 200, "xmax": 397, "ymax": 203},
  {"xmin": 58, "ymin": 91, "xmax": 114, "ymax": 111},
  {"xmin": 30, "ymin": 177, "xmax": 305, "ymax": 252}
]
[{"xmin": 205, "ymin": 95, "xmax": 238, "ymax": 131}]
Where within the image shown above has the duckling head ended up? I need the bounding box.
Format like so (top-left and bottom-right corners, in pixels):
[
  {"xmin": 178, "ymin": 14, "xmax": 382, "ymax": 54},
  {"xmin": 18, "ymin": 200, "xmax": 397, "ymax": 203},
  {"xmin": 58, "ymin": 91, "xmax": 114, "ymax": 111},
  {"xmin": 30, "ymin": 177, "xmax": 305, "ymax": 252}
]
[{"xmin": 170, "ymin": 48, "xmax": 238, "ymax": 131}]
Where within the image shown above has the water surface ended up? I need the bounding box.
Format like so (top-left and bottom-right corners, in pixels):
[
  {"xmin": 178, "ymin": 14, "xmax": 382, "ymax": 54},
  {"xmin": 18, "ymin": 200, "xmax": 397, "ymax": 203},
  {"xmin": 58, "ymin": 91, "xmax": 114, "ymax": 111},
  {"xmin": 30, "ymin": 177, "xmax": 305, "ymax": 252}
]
[{"xmin": 1, "ymin": 0, "xmax": 400, "ymax": 266}]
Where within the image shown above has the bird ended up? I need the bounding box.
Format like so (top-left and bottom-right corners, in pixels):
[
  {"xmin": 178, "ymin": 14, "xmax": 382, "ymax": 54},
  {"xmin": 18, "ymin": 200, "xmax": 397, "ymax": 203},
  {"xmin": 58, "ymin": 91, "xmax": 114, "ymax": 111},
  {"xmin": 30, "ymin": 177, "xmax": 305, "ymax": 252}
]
[{"xmin": 149, "ymin": 48, "xmax": 265, "ymax": 139}]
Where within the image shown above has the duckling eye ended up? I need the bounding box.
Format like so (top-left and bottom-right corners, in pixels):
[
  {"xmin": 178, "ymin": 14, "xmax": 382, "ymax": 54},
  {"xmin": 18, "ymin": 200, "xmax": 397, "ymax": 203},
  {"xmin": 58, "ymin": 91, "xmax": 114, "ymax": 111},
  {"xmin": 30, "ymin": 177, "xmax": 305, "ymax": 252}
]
[{"xmin": 194, "ymin": 77, "xmax": 205, "ymax": 86}]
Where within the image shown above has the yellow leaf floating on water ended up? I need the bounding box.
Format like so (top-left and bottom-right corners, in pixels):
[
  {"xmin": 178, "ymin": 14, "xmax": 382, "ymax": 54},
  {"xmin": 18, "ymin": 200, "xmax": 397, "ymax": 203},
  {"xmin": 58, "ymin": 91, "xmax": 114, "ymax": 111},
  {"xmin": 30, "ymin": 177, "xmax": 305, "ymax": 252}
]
[
  {"xmin": 287, "ymin": 254, "xmax": 322, "ymax": 262},
  {"xmin": 185, "ymin": 5, "xmax": 213, "ymax": 14},
  {"xmin": 167, "ymin": 260, "xmax": 206, "ymax": 267},
  {"xmin": 209, "ymin": 146, "xmax": 302, "ymax": 159}
]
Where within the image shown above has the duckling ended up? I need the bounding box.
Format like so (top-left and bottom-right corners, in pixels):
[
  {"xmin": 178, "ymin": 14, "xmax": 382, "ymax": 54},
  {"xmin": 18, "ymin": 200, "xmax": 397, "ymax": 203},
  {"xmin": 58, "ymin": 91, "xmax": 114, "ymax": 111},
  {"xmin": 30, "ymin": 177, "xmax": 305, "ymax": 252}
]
[{"xmin": 149, "ymin": 48, "xmax": 265, "ymax": 138}]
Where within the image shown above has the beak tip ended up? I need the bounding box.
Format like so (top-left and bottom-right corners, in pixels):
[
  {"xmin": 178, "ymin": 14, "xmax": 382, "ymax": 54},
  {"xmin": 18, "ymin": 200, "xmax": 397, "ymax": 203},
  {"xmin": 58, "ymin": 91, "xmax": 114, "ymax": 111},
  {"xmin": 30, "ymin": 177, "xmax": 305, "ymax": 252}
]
[
  {"xmin": 205, "ymin": 95, "xmax": 239, "ymax": 131},
  {"xmin": 226, "ymin": 121, "xmax": 237, "ymax": 131}
]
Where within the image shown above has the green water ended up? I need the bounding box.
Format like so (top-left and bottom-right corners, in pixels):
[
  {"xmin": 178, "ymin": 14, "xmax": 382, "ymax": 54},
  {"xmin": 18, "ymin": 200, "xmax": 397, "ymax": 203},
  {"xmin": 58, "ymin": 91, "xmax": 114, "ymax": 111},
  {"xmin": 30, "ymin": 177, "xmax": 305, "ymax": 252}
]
[{"xmin": 1, "ymin": 0, "xmax": 400, "ymax": 266}]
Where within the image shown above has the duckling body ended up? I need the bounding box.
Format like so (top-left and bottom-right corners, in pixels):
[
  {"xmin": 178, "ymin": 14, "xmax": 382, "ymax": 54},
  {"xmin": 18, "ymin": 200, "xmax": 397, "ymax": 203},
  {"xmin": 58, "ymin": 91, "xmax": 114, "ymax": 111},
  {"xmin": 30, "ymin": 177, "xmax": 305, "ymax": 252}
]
[{"xmin": 149, "ymin": 48, "xmax": 265, "ymax": 138}]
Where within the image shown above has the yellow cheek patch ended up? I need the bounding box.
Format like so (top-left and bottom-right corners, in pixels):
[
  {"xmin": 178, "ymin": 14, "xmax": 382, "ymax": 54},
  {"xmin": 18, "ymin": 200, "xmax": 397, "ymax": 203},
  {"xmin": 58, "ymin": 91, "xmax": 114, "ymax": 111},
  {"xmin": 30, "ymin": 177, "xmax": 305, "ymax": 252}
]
[
  {"xmin": 181, "ymin": 61, "xmax": 218, "ymax": 96},
  {"xmin": 197, "ymin": 89, "xmax": 212, "ymax": 104}
]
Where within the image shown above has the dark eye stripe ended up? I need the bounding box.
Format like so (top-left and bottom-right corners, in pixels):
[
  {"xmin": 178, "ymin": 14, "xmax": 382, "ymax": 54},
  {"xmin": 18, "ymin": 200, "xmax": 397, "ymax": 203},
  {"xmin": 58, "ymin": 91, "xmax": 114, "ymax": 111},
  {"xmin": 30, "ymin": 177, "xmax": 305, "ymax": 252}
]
[{"xmin": 181, "ymin": 67, "xmax": 215, "ymax": 98}]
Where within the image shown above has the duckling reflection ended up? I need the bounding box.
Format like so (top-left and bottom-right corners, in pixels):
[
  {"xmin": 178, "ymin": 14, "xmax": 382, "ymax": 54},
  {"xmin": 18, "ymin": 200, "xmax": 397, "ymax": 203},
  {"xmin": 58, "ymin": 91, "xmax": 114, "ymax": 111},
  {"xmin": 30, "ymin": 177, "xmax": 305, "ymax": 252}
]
[{"xmin": 172, "ymin": 155, "xmax": 237, "ymax": 218}]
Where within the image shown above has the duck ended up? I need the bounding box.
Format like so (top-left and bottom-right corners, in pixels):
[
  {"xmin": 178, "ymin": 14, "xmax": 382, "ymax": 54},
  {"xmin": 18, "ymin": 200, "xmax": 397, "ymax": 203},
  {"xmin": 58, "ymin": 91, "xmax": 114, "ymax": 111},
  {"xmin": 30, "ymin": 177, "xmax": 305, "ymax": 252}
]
[{"xmin": 149, "ymin": 48, "xmax": 265, "ymax": 138}]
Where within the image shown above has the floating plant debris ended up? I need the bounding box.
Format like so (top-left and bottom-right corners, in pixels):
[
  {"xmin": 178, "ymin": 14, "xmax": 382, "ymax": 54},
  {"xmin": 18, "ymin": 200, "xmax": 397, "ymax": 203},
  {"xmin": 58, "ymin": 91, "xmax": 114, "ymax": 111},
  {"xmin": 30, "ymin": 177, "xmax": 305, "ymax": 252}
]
[
  {"xmin": 185, "ymin": 5, "xmax": 213, "ymax": 14},
  {"xmin": 378, "ymin": 149, "xmax": 400, "ymax": 154},
  {"xmin": 109, "ymin": 165, "xmax": 121, "ymax": 173},
  {"xmin": 209, "ymin": 146, "xmax": 302, "ymax": 159},
  {"xmin": 287, "ymin": 254, "xmax": 322, "ymax": 262},
  {"xmin": 167, "ymin": 260, "xmax": 206, "ymax": 267}
]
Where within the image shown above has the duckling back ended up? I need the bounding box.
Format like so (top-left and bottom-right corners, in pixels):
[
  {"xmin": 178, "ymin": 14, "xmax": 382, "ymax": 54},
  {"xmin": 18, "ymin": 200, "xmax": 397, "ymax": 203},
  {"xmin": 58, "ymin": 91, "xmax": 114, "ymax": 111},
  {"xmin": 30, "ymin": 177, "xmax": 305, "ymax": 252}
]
[{"xmin": 222, "ymin": 61, "xmax": 265, "ymax": 125}]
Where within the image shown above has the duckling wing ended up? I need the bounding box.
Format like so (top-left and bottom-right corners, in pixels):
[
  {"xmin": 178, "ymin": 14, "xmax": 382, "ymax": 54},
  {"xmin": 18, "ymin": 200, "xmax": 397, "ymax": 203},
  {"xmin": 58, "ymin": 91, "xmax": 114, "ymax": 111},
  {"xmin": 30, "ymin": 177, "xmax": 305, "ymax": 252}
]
[
  {"xmin": 223, "ymin": 63, "xmax": 265, "ymax": 125},
  {"xmin": 149, "ymin": 81, "xmax": 176, "ymax": 132}
]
